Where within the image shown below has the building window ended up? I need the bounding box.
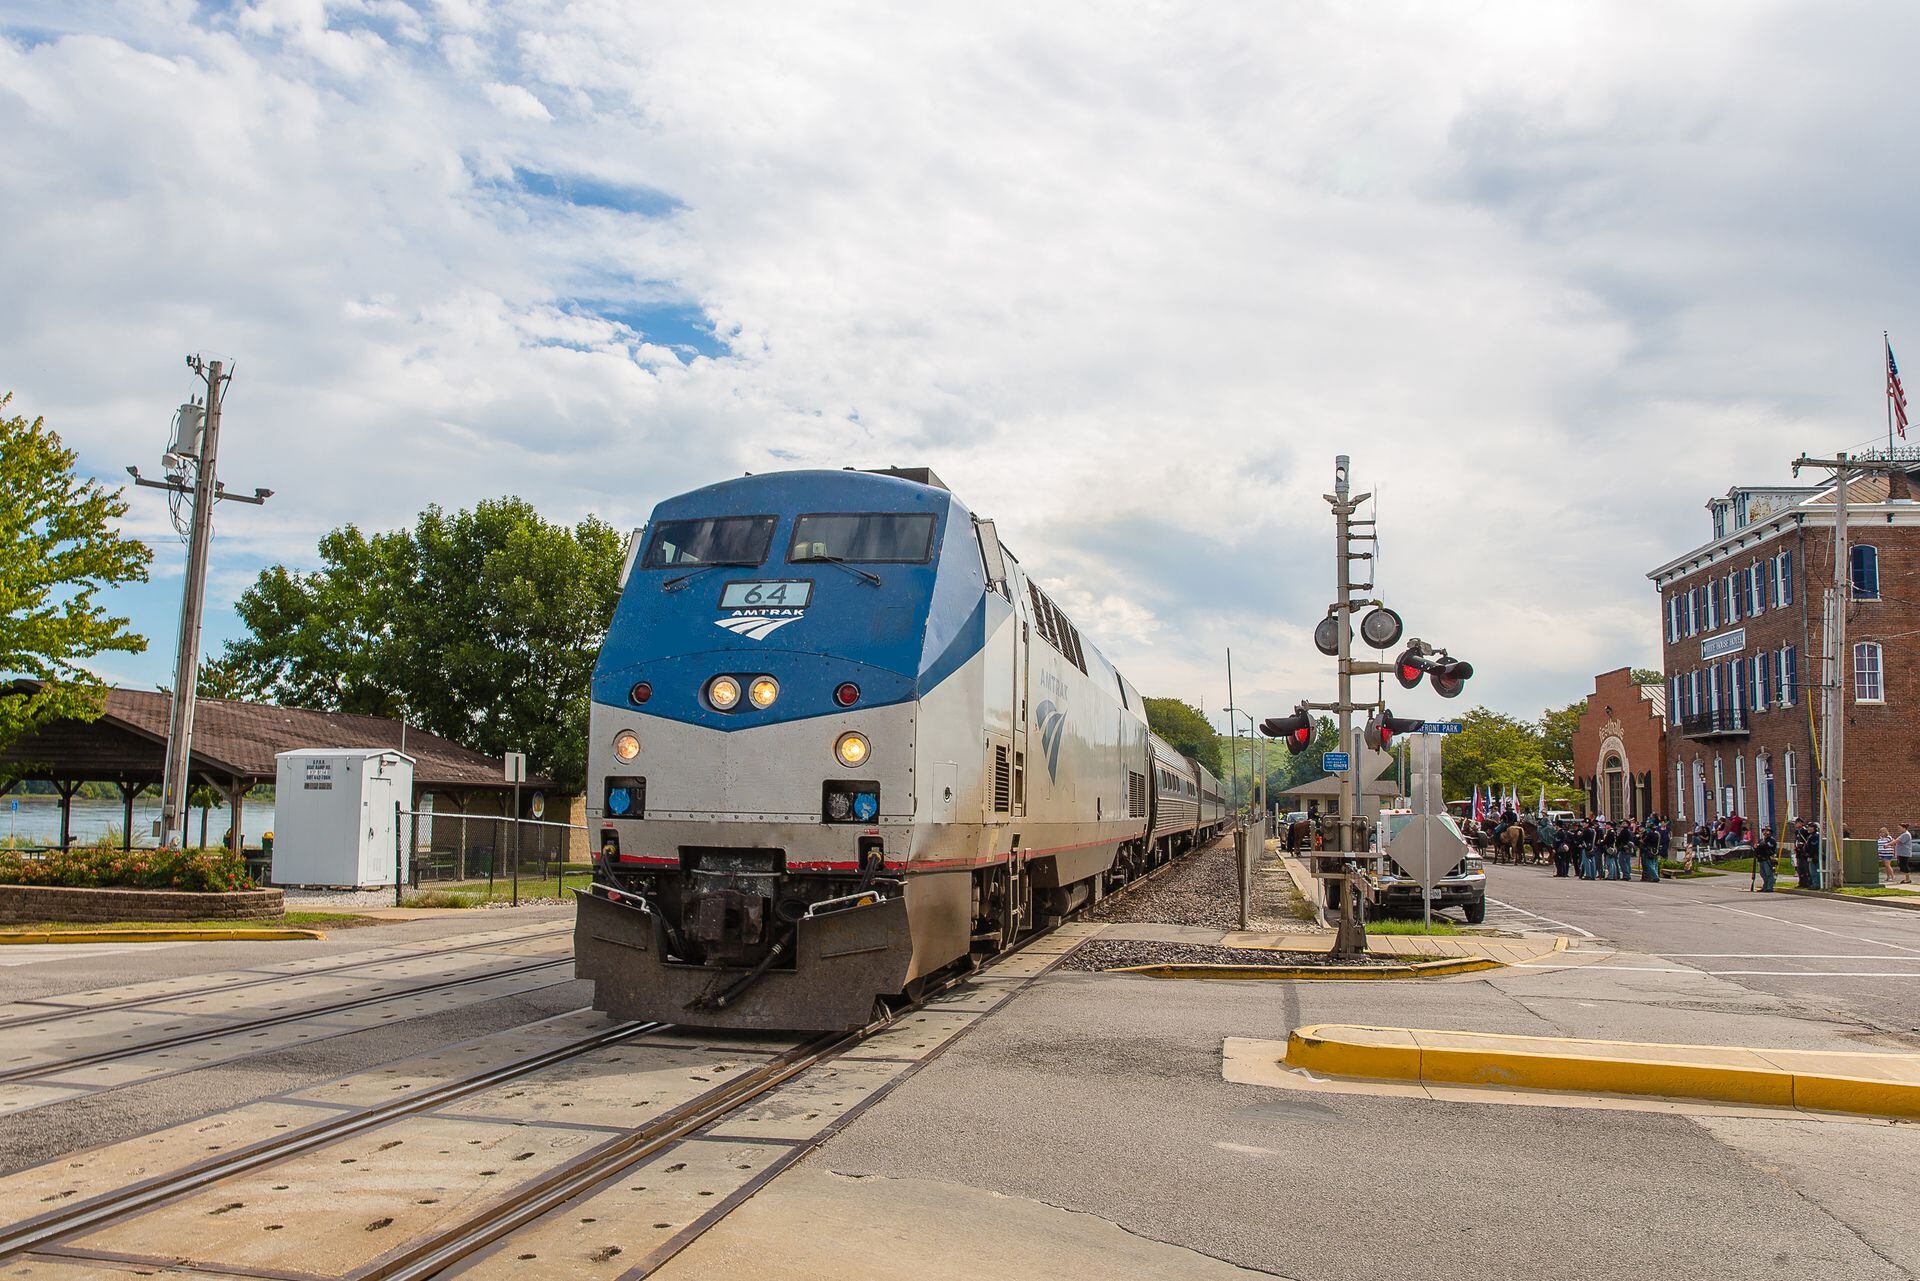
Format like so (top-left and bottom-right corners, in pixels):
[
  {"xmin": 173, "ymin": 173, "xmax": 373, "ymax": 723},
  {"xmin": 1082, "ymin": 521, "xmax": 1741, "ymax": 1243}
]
[
  {"xmin": 1675, "ymin": 762, "xmax": 1686, "ymax": 822},
  {"xmin": 1727, "ymin": 573, "xmax": 1742, "ymax": 623},
  {"xmin": 1713, "ymin": 757, "xmax": 1724, "ymax": 817},
  {"xmin": 1752, "ymin": 655, "xmax": 1767, "ymax": 712},
  {"xmin": 1688, "ymin": 670, "xmax": 1701, "ymax": 717},
  {"xmin": 1782, "ymin": 646, "xmax": 1797, "ymax": 707},
  {"xmin": 1669, "ymin": 675, "xmax": 1680, "ymax": 725},
  {"xmin": 1756, "ymin": 753, "xmax": 1772, "ymax": 831},
  {"xmin": 1706, "ymin": 579, "xmax": 1720, "ymax": 631},
  {"xmin": 1748, "ymin": 563, "xmax": 1761, "ymax": 615},
  {"xmin": 1854, "ymin": 641, "xmax": 1884, "ymax": 703},
  {"xmin": 1777, "ymin": 550, "xmax": 1794, "ymax": 606},
  {"xmin": 1735, "ymin": 754, "xmax": 1746, "ymax": 819},
  {"xmin": 1668, "ymin": 595, "xmax": 1680, "ymax": 643},
  {"xmin": 1784, "ymin": 749, "xmax": 1797, "ymax": 820},
  {"xmin": 1851, "ymin": 545, "xmax": 1881, "ymax": 600}
]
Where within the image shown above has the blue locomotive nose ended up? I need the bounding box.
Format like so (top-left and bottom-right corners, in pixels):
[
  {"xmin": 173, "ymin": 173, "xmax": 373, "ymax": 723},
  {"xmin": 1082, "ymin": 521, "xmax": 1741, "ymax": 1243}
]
[{"xmin": 591, "ymin": 469, "xmax": 989, "ymax": 725}]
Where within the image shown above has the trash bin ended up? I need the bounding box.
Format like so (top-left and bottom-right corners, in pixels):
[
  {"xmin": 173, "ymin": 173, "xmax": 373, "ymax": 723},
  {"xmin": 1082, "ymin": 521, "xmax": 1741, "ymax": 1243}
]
[{"xmin": 1843, "ymin": 837, "xmax": 1880, "ymax": 887}]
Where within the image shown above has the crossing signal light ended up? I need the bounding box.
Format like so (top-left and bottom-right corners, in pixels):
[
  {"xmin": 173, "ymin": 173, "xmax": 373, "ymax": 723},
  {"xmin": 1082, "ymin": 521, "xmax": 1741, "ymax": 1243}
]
[
  {"xmin": 1261, "ymin": 702, "xmax": 1315, "ymax": 755},
  {"xmin": 1392, "ymin": 645, "xmax": 1475, "ymax": 699},
  {"xmin": 1363, "ymin": 708, "xmax": 1424, "ymax": 750},
  {"xmin": 1428, "ymin": 656, "xmax": 1474, "ymax": 699}
]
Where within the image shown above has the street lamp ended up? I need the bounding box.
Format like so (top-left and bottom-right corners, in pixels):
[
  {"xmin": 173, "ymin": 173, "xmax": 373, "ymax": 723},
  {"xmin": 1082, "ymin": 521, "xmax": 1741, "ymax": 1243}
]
[{"xmin": 1226, "ymin": 708, "xmax": 1260, "ymax": 818}]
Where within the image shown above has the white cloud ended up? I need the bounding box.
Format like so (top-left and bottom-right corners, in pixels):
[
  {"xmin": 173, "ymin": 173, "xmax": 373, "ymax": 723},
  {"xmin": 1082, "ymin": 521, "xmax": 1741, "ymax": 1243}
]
[
  {"xmin": 3, "ymin": 1, "xmax": 1917, "ymax": 729},
  {"xmin": 483, "ymin": 80, "xmax": 550, "ymax": 121}
]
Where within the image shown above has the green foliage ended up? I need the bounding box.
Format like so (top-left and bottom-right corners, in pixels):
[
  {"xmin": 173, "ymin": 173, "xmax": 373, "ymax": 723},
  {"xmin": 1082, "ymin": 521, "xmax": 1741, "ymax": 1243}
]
[
  {"xmin": 216, "ymin": 498, "xmax": 623, "ymax": 791},
  {"xmin": 1441, "ymin": 706, "xmax": 1550, "ymax": 800},
  {"xmin": 1630, "ymin": 668, "xmax": 1662, "ymax": 685},
  {"xmin": 0, "ymin": 843, "xmax": 254, "ymax": 892},
  {"xmin": 1142, "ymin": 697, "xmax": 1223, "ymax": 775},
  {"xmin": 1538, "ymin": 701, "xmax": 1582, "ymax": 787},
  {"xmin": 0, "ymin": 392, "xmax": 151, "ymax": 757}
]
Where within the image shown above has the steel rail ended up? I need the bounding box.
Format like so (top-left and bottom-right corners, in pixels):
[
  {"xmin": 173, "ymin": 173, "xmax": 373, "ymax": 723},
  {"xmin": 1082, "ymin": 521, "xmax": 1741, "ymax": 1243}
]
[
  {"xmin": 0, "ymin": 955, "xmax": 575, "ymax": 1087},
  {"xmin": 0, "ymin": 1019, "xmax": 664, "ymax": 1261},
  {"xmin": 0, "ymin": 926, "xmax": 574, "ymax": 1033}
]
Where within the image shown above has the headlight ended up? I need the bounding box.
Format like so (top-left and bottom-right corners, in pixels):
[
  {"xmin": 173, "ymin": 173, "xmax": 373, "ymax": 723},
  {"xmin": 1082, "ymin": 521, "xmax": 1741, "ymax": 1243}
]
[
  {"xmin": 612, "ymin": 730, "xmax": 640, "ymax": 761},
  {"xmin": 707, "ymin": 675, "xmax": 741, "ymax": 710},
  {"xmin": 834, "ymin": 732, "xmax": 870, "ymax": 768},
  {"xmin": 749, "ymin": 676, "xmax": 779, "ymax": 708}
]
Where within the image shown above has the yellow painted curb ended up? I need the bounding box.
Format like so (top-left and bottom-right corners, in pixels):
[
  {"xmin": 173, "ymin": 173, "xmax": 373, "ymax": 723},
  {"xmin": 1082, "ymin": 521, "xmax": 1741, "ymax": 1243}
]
[
  {"xmin": 1285, "ymin": 1024, "xmax": 1920, "ymax": 1119},
  {"xmin": 0, "ymin": 928, "xmax": 324, "ymax": 944},
  {"xmin": 1112, "ymin": 957, "xmax": 1502, "ymax": 981}
]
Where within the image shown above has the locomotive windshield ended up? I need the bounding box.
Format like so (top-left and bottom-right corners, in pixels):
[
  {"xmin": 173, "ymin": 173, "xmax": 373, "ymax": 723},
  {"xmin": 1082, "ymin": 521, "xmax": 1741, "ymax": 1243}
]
[
  {"xmin": 643, "ymin": 516, "xmax": 775, "ymax": 567},
  {"xmin": 788, "ymin": 513, "xmax": 936, "ymax": 564}
]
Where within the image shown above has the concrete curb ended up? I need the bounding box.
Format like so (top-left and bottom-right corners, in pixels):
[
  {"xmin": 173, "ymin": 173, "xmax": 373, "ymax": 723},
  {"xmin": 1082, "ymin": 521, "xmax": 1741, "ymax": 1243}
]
[
  {"xmin": 1286, "ymin": 1024, "xmax": 1920, "ymax": 1119},
  {"xmin": 1781, "ymin": 887, "xmax": 1920, "ymax": 912},
  {"xmin": 0, "ymin": 928, "xmax": 325, "ymax": 944},
  {"xmin": 1112, "ymin": 957, "xmax": 1501, "ymax": 981}
]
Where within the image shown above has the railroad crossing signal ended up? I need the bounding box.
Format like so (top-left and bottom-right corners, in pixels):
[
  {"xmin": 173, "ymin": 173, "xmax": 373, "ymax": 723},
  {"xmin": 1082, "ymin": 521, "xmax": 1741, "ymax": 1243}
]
[
  {"xmin": 1392, "ymin": 641, "xmax": 1475, "ymax": 699},
  {"xmin": 1362, "ymin": 708, "xmax": 1424, "ymax": 751},
  {"xmin": 1260, "ymin": 702, "xmax": 1316, "ymax": 755}
]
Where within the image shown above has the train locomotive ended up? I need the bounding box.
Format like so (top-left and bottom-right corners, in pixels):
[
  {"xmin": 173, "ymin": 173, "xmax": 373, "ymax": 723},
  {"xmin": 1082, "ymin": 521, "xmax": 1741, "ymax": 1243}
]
[{"xmin": 577, "ymin": 466, "xmax": 1225, "ymax": 1030}]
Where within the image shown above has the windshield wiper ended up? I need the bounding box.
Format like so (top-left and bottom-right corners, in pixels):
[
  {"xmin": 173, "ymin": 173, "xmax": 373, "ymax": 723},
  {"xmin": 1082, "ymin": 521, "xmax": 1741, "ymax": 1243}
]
[
  {"xmin": 662, "ymin": 560, "xmax": 757, "ymax": 591},
  {"xmin": 791, "ymin": 553, "xmax": 881, "ymax": 587}
]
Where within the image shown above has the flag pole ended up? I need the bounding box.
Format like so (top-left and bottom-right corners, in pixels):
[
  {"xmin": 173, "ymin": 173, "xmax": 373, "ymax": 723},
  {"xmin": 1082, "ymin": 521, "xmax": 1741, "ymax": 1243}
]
[{"xmin": 1888, "ymin": 332, "xmax": 1896, "ymax": 456}]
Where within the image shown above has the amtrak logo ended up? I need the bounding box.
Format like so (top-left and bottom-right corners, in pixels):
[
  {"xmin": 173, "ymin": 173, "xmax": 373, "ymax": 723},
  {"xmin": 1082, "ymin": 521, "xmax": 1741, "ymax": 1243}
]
[
  {"xmin": 715, "ymin": 615, "xmax": 799, "ymax": 641},
  {"xmin": 1035, "ymin": 699, "xmax": 1067, "ymax": 780}
]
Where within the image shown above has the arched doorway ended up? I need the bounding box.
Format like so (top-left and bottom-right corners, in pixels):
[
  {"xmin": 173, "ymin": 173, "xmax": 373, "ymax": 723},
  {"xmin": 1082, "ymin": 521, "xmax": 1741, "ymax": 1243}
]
[{"xmin": 1603, "ymin": 753, "xmax": 1626, "ymax": 821}]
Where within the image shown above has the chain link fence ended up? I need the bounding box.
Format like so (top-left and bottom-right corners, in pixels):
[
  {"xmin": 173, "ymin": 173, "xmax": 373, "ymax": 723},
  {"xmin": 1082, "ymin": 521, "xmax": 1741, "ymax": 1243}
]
[{"xmin": 395, "ymin": 806, "xmax": 593, "ymax": 906}]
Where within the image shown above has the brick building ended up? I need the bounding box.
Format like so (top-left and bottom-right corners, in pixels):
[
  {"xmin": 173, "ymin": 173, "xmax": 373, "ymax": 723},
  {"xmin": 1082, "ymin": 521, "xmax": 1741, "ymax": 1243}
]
[
  {"xmin": 1648, "ymin": 470, "xmax": 1920, "ymax": 838},
  {"xmin": 1571, "ymin": 668, "xmax": 1669, "ymax": 821}
]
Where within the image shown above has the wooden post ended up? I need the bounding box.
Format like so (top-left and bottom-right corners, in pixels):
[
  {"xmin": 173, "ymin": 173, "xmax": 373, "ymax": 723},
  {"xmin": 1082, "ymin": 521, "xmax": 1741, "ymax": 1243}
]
[
  {"xmin": 119, "ymin": 781, "xmax": 136, "ymax": 850},
  {"xmin": 227, "ymin": 778, "xmax": 247, "ymax": 852},
  {"xmin": 57, "ymin": 781, "xmax": 75, "ymax": 849}
]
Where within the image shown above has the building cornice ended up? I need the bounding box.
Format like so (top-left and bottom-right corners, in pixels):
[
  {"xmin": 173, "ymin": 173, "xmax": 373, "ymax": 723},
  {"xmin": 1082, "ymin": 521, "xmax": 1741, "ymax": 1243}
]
[{"xmin": 1648, "ymin": 502, "xmax": 1920, "ymax": 589}]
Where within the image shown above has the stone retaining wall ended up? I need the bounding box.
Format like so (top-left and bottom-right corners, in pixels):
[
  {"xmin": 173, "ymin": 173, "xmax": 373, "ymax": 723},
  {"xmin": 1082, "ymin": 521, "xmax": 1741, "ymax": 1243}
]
[{"xmin": 0, "ymin": 884, "xmax": 286, "ymax": 923}]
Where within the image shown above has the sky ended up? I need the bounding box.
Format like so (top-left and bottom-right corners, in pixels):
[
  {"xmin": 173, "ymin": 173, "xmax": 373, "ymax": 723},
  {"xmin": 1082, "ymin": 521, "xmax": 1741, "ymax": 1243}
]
[{"xmin": 4, "ymin": 0, "xmax": 1917, "ymax": 738}]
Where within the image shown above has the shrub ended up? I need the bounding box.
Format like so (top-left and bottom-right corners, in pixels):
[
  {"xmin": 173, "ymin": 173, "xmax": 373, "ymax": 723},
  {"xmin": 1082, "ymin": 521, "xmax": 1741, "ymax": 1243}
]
[{"xmin": 0, "ymin": 844, "xmax": 256, "ymax": 892}]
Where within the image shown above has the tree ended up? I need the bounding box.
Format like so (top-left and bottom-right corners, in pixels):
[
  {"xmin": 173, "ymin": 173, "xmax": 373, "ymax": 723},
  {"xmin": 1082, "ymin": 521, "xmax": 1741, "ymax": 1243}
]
[
  {"xmin": 1630, "ymin": 668, "xmax": 1662, "ymax": 686},
  {"xmin": 1539, "ymin": 701, "xmax": 1583, "ymax": 788},
  {"xmin": 1143, "ymin": 698, "xmax": 1223, "ymax": 775},
  {"xmin": 216, "ymin": 498, "xmax": 623, "ymax": 791},
  {"xmin": 1441, "ymin": 706, "xmax": 1549, "ymax": 801},
  {"xmin": 0, "ymin": 392, "xmax": 151, "ymax": 754}
]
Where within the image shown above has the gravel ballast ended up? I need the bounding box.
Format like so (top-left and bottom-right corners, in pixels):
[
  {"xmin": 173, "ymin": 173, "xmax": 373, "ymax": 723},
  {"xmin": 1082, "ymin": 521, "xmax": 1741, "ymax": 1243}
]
[{"xmin": 1060, "ymin": 939, "xmax": 1396, "ymax": 971}]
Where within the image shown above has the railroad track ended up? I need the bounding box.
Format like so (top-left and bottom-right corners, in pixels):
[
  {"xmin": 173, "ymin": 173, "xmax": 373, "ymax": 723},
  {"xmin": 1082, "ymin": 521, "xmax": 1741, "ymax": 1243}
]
[
  {"xmin": 0, "ymin": 954, "xmax": 577, "ymax": 1088},
  {"xmin": 0, "ymin": 925, "xmax": 574, "ymax": 1034},
  {"xmin": 1, "ymin": 838, "xmax": 1215, "ymax": 1275}
]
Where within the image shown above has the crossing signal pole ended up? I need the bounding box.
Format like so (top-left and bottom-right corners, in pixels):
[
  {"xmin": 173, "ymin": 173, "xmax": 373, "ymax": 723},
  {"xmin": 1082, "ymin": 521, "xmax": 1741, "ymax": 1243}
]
[
  {"xmin": 128, "ymin": 356, "xmax": 273, "ymax": 848},
  {"xmin": 1262, "ymin": 456, "xmax": 1475, "ymax": 959}
]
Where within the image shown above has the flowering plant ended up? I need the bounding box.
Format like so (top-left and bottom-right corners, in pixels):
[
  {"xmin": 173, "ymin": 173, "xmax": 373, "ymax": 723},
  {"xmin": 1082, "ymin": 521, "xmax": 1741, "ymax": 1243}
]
[{"xmin": 0, "ymin": 844, "xmax": 256, "ymax": 892}]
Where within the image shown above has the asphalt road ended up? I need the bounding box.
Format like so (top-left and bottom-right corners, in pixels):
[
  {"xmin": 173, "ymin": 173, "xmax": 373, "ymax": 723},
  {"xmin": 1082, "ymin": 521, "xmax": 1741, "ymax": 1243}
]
[{"xmin": 1481, "ymin": 863, "xmax": 1920, "ymax": 1042}]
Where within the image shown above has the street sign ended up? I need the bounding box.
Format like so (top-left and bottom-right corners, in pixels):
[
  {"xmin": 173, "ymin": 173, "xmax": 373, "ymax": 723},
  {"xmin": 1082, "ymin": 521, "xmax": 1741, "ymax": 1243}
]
[
  {"xmin": 1417, "ymin": 722, "xmax": 1463, "ymax": 734},
  {"xmin": 1385, "ymin": 813, "xmax": 1473, "ymax": 895},
  {"xmin": 1322, "ymin": 751, "xmax": 1350, "ymax": 772},
  {"xmin": 504, "ymin": 752, "xmax": 528, "ymax": 784}
]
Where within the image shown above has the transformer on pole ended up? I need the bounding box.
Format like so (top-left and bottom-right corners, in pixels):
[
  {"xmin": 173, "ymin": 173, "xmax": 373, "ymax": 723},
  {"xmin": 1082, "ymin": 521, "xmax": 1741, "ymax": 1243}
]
[{"xmin": 128, "ymin": 355, "xmax": 273, "ymax": 849}]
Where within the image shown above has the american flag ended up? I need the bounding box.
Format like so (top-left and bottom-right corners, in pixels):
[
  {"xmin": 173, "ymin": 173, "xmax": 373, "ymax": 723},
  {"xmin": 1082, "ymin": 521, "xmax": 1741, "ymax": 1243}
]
[{"xmin": 1890, "ymin": 334, "xmax": 1909, "ymax": 439}]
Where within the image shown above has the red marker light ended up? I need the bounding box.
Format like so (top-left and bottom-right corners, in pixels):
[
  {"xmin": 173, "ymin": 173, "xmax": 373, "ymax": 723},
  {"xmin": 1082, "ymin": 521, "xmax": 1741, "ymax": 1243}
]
[
  {"xmin": 835, "ymin": 682, "xmax": 861, "ymax": 707},
  {"xmin": 630, "ymin": 681, "xmax": 652, "ymax": 705}
]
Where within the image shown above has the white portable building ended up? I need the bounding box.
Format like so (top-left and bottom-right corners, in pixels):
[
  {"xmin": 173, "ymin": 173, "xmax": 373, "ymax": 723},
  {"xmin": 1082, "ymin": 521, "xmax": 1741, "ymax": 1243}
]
[{"xmin": 271, "ymin": 749, "xmax": 415, "ymax": 887}]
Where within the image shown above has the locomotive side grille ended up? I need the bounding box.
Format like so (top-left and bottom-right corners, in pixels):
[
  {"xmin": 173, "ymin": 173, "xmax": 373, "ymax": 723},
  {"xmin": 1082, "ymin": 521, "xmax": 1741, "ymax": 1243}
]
[
  {"xmin": 1128, "ymin": 771, "xmax": 1146, "ymax": 818},
  {"xmin": 992, "ymin": 745, "xmax": 1012, "ymax": 812}
]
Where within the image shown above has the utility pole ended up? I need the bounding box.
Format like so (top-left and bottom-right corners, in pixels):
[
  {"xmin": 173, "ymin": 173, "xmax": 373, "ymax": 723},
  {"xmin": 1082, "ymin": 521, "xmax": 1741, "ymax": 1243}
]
[{"xmin": 130, "ymin": 357, "xmax": 272, "ymax": 848}]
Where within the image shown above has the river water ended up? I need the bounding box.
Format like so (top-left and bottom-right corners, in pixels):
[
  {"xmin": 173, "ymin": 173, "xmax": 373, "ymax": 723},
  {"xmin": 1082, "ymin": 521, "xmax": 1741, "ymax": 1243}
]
[{"xmin": 2, "ymin": 795, "xmax": 278, "ymax": 849}]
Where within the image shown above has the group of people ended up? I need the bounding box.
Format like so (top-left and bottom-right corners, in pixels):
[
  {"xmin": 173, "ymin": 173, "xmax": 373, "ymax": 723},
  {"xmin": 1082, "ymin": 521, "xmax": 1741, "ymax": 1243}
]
[{"xmin": 1540, "ymin": 813, "xmax": 1670, "ymax": 882}]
